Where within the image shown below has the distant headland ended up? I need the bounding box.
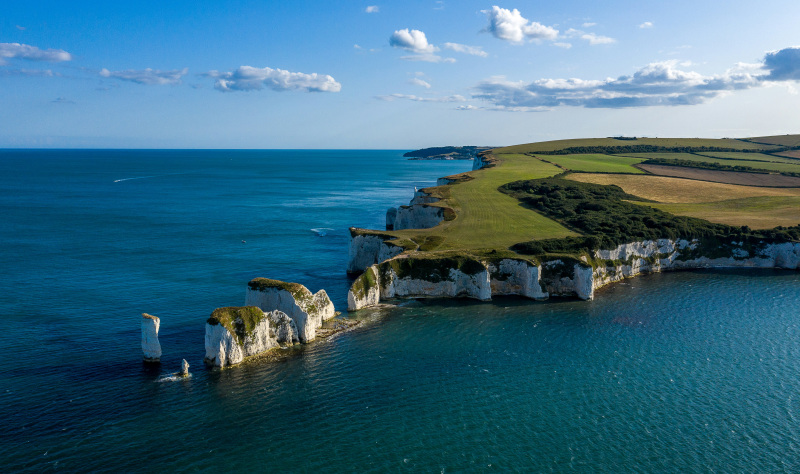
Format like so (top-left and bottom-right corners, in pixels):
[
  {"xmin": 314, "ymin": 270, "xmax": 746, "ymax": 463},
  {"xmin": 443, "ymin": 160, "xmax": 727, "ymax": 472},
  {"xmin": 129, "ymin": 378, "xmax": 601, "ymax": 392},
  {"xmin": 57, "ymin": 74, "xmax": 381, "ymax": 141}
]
[{"xmin": 403, "ymin": 146, "xmax": 493, "ymax": 160}]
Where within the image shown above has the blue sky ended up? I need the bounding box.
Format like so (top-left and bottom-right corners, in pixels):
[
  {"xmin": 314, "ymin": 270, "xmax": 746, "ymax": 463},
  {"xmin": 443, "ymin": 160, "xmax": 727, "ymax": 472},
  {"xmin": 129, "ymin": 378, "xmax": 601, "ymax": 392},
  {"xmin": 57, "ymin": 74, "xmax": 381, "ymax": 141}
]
[{"xmin": 2, "ymin": 0, "xmax": 800, "ymax": 148}]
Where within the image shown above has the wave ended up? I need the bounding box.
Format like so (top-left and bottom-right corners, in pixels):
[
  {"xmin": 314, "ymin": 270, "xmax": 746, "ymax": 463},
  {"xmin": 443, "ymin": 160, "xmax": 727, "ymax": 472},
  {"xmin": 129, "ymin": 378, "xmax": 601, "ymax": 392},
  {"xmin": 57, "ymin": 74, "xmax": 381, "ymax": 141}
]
[
  {"xmin": 311, "ymin": 228, "xmax": 335, "ymax": 237},
  {"xmin": 114, "ymin": 173, "xmax": 187, "ymax": 183},
  {"xmin": 157, "ymin": 373, "xmax": 192, "ymax": 382}
]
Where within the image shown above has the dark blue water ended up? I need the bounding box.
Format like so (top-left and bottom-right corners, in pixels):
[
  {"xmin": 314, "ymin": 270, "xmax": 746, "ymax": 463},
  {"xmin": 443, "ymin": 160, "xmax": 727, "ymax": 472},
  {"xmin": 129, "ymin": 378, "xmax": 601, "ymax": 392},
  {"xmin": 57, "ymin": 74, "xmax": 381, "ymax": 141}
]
[{"xmin": 2, "ymin": 150, "xmax": 800, "ymax": 472}]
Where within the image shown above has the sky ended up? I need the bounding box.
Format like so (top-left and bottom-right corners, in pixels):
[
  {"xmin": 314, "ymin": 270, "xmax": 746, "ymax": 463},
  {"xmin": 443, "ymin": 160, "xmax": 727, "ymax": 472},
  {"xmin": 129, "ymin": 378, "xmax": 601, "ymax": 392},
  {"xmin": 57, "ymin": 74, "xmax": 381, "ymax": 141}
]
[{"xmin": 2, "ymin": 0, "xmax": 800, "ymax": 149}]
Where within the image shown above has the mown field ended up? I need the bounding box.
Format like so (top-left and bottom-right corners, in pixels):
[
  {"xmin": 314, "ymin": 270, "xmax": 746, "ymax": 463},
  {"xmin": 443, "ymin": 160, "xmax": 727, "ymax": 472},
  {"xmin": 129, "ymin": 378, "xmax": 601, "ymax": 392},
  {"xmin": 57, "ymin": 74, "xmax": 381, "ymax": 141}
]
[
  {"xmin": 620, "ymin": 152, "xmax": 800, "ymax": 173},
  {"xmin": 644, "ymin": 197, "xmax": 800, "ymax": 229},
  {"xmin": 566, "ymin": 173, "xmax": 800, "ymax": 228},
  {"xmin": 747, "ymin": 134, "xmax": 800, "ymax": 147},
  {"xmin": 637, "ymin": 164, "xmax": 800, "ymax": 187},
  {"xmin": 497, "ymin": 137, "xmax": 776, "ymax": 154},
  {"xmin": 536, "ymin": 154, "xmax": 645, "ymax": 174}
]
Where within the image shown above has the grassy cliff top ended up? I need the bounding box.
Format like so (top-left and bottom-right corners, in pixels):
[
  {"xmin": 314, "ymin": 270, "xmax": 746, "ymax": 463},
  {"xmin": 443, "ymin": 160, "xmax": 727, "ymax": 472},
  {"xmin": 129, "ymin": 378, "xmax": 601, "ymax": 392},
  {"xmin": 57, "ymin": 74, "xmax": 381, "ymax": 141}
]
[
  {"xmin": 248, "ymin": 277, "xmax": 310, "ymax": 296},
  {"xmin": 207, "ymin": 306, "xmax": 266, "ymax": 346},
  {"xmin": 355, "ymin": 135, "xmax": 800, "ymax": 263}
]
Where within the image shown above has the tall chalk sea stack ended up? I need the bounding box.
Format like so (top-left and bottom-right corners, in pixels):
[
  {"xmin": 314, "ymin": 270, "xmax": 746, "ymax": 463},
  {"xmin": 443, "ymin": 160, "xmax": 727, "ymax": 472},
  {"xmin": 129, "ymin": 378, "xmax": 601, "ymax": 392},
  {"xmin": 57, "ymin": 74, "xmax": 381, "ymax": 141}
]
[
  {"xmin": 245, "ymin": 278, "xmax": 336, "ymax": 343},
  {"xmin": 141, "ymin": 313, "xmax": 161, "ymax": 363}
]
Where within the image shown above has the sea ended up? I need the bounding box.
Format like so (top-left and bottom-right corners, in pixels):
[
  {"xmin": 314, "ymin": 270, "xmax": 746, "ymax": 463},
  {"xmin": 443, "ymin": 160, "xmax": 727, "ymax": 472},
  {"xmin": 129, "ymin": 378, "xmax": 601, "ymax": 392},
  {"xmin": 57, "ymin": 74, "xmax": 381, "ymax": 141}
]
[{"xmin": 1, "ymin": 149, "xmax": 800, "ymax": 472}]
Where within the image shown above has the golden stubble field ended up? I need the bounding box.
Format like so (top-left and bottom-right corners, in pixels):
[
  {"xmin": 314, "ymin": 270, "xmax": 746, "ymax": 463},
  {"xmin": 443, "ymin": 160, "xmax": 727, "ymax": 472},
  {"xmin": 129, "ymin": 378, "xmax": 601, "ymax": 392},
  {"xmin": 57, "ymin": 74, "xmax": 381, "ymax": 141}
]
[{"xmin": 567, "ymin": 173, "xmax": 800, "ymax": 228}]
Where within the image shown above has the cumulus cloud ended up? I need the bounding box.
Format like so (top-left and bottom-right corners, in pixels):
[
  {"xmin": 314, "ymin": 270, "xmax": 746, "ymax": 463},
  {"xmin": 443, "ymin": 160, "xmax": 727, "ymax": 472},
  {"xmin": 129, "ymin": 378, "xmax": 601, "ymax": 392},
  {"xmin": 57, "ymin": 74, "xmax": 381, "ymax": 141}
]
[
  {"xmin": 366, "ymin": 6, "xmax": 379, "ymax": 13},
  {"xmin": 410, "ymin": 77, "xmax": 431, "ymax": 88},
  {"xmin": 582, "ymin": 22, "xmax": 597, "ymax": 28},
  {"xmin": 376, "ymin": 93, "xmax": 465, "ymax": 103},
  {"xmin": 762, "ymin": 46, "xmax": 800, "ymax": 81},
  {"xmin": 390, "ymin": 28, "xmax": 437, "ymax": 53},
  {"xmin": 443, "ymin": 42, "xmax": 488, "ymax": 57},
  {"xmin": 0, "ymin": 43, "xmax": 72, "ymax": 65},
  {"xmin": 565, "ymin": 29, "xmax": 616, "ymax": 45},
  {"xmin": 639, "ymin": 21, "xmax": 654, "ymax": 29},
  {"xmin": 472, "ymin": 59, "xmax": 766, "ymax": 110},
  {"xmin": 207, "ymin": 66, "xmax": 341, "ymax": 92},
  {"xmin": 100, "ymin": 67, "xmax": 187, "ymax": 85},
  {"xmin": 483, "ymin": 6, "xmax": 558, "ymax": 43}
]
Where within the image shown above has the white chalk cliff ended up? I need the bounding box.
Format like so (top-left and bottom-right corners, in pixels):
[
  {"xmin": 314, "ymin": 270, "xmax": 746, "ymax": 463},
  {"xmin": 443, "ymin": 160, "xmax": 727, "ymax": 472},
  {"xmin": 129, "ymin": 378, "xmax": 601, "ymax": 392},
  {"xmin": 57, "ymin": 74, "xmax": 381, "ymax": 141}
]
[
  {"xmin": 141, "ymin": 313, "xmax": 161, "ymax": 362},
  {"xmin": 347, "ymin": 231, "xmax": 404, "ymax": 275},
  {"xmin": 245, "ymin": 278, "xmax": 336, "ymax": 343},
  {"xmin": 204, "ymin": 306, "xmax": 294, "ymax": 368},
  {"xmin": 347, "ymin": 239, "xmax": 800, "ymax": 310}
]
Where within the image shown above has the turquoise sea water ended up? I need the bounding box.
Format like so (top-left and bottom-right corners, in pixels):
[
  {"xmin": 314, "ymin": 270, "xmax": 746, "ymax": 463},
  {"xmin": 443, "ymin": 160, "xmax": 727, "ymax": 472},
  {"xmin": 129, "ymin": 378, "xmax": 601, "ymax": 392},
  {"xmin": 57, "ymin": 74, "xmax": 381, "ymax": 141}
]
[{"xmin": 2, "ymin": 150, "xmax": 800, "ymax": 472}]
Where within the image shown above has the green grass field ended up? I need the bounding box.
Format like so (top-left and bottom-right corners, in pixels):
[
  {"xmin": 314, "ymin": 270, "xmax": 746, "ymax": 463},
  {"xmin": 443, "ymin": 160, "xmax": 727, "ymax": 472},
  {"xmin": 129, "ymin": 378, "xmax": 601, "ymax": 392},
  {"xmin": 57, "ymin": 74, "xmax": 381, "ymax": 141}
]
[
  {"xmin": 640, "ymin": 196, "xmax": 800, "ymax": 229},
  {"xmin": 747, "ymin": 135, "xmax": 800, "ymax": 147},
  {"xmin": 497, "ymin": 137, "xmax": 775, "ymax": 154},
  {"xmin": 620, "ymin": 152, "xmax": 800, "ymax": 173},
  {"xmin": 698, "ymin": 152, "xmax": 800, "ymax": 164},
  {"xmin": 537, "ymin": 154, "xmax": 645, "ymax": 173},
  {"xmin": 389, "ymin": 153, "xmax": 576, "ymax": 251}
]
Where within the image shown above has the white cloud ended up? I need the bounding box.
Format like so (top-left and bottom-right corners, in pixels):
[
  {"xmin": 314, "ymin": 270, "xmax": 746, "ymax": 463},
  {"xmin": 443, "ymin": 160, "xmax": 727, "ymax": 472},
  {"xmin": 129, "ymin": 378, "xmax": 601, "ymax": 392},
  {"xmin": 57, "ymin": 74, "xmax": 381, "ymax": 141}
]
[
  {"xmin": 581, "ymin": 33, "xmax": 616, "ymax": 45},
  {"xmin": 377, "ymin": 93, "xmax": 465, "ymax": 103},
  {"xmin": 582, "ymin": 22, "xmax": 596, "ymax": 28},
  {"xmin": 639, "ymin": 21, "xmax": 654, "ymax": 29},
  {"xmin": 472, "ymin": 58, "xmax": 767, "ymax": 110},
  {"xmin": 565, "ymin": 29, "xmax": 616, "ymax": 45},
  {"xmin": 365, "ymin": 6, "xmax": 379, "ymax": 13},
  {"xmin": 443, "ymin": 42, "xmax": 488, "ymax": 57},
  {"xmin": 410, "ymin": 77, "xmax": 432, "ymax": 88},
  {"xmin": 456, "ymin": 105, "xmax": 478, "ymax": 110},
  {"xmin": 400, "ymin": 54, "xmax": 455, "ymax": 63},
  {"xmin": 434, "ymin": 1, "xmax": 445, "ymax": 10},
  {"xmin": 208, "ymin": 66, "xmax": 341, "ymax": 92},
  {"xmin": 15, "ymin": 25, "xmax": 26, "ymax": 31},
  {"xmin": 0, "ymin": 42, "xmax": 72, "ymax": 65},
  {"xmin": 483, "ymin": 6, "xmax": 558, "ymax": 44},
  {"xmin": 100, "ymin": 67, "xmax": 187, "ymax": 85},
  {"xmin": 390, "ymin": 29, "xmax": 437, "ymax": 54},
  {"xmin": 553, "ymin": 42, "xmax": 573, "ymax": 49}
]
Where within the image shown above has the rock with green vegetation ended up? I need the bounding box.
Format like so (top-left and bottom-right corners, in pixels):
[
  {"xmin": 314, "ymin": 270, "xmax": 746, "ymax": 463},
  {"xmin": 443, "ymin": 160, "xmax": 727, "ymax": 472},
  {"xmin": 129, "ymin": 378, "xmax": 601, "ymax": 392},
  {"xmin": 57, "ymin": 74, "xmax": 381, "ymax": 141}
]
[
  {"xmin": 141, "ymin": 313, "xmax": 161, "ymax": 363},
  {"xmin": 347, "ymin": 265, "xmax": 381, "ymax": 311},
  {"xmin": 378, "ymin": 255, "xmax": 492, "ymax": 301},
  {"xmin": 347, "ymin": 228, "xmax": 405, "ymax": 275},
  {"xmin": 204, "ymin": 306, "xmax": 283, "ymax": 368},
  {"xmin": 245, "ymin": 278, "xmax": 335, "ymax": 343}
]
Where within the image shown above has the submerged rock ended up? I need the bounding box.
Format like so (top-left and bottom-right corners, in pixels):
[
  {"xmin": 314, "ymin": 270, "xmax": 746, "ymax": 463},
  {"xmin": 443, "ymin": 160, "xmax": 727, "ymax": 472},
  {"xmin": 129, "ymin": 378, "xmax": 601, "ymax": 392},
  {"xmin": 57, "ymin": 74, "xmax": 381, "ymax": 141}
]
[
  {"xmin": 245, "ymin": 278, "xmax": 335, "ymax": 343},
  {"xmin": 141, "ymin": 313, "xmax": 161, "ymax": 363}
]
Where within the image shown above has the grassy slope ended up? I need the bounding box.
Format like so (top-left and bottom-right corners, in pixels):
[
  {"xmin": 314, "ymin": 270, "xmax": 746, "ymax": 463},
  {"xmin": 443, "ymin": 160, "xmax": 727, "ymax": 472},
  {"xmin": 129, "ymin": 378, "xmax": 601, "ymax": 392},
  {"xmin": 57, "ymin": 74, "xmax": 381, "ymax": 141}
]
[
  {"xmin": 537, "ymin": 154, "xmax": 645, "ymax": 174},
  {"xmin": 390, "ymin": 153, "xmax": 576, "ymax": 250},
  {"xmin": 497, "ymin": 137, "xmax": 775, "ymax": 154},
  {"xmin": 747, "ymin": 135, "xmax": 800, "ymax": 147}
]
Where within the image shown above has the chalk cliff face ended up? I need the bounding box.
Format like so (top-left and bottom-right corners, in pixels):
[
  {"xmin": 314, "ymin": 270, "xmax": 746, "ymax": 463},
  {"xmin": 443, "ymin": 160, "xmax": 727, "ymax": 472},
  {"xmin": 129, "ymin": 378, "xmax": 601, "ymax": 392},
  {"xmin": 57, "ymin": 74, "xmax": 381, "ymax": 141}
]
[
  {"xmin": 204, "ymin": 306, "xmax": 283, "ymax": 368},
  {"xmin": 393, "ymin": 204, "xmax": 444, "ymax": 231},
  {"xmin": 347, "ymin": 230, "xmax": 404, "ymax": 275},
  {"xmin": 141, "ymin": 313, "xmax": 161, "ymax": 362},
  {"xmin": 347, "ymin": 239, "xmax": 800, "ymax": 310},
  {"xmin": 487, "ymin": 259, "xmax": 548, "ymax": 300},
  {"xmin": 245, "ymin": 278, "xmax": 335, "ymax": 343}
]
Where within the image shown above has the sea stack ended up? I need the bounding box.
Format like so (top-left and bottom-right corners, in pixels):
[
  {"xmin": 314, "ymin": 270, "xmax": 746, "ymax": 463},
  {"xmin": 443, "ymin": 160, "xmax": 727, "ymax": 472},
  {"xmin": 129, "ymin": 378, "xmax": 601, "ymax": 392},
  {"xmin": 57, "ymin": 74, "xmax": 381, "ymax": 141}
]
[
  {"xmin": 141, "ymin": 313, "xmax": 162, "ymax": 363},
  {"xmin": 204, "ymin": 306, "xmax": 292, "ymax": 368},
  {"xmin": 245, "ymin": 278, "xmax": 336, "ymax": 343},
  {"xmin": 180, "ymin": 359, "xmax": 190, "ymax": 376}
]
